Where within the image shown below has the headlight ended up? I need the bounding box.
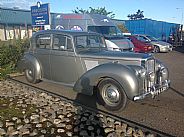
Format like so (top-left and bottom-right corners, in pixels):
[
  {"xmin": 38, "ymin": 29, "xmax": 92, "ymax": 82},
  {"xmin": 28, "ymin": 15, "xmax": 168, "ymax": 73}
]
[
  {"xmin": 113, "ymin": 48, "xmax": 120, "ymax": 51},
  {"xmin": 148, "ymin": 72, "xmax": 155, "ymax": 82},
  {"xmin": 160, "ymin": 67, "xmax": 169, "ymax": 80},
  {"xmin": 160, "ymin": 67, "xmax": 167, "ymax": 75}
]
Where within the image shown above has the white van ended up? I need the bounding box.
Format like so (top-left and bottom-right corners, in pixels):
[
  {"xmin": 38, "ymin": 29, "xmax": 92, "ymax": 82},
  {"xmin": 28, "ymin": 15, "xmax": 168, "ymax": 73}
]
[{"xmin": 52, "ymin": 14, "xmax": 134, "ymax": 51}]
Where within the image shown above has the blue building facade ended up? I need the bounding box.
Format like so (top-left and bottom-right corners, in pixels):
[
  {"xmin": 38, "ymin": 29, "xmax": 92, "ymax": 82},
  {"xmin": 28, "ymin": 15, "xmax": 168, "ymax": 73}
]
[{"xmin": 113, "ymin": 19, "xmax": 180, "ymax": 41}]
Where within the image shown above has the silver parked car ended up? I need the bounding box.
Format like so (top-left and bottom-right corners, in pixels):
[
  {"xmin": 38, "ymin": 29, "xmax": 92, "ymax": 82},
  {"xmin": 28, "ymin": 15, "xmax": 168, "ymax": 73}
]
[
  {"xmin": 135, "ymin": 34, "xmax": 173, "ymax": 53},
  {"xmin": 18, "ymin": 30, "xmax": 170, "ymax": 111}
]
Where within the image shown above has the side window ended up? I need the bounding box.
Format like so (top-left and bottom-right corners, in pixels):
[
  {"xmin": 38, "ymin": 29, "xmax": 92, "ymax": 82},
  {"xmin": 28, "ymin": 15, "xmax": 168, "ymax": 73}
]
[
  {"xmin": 88, "ymin": 35, "xmax": 101, "ymax": 47},
  {"xmin": 66, "ymin": 37, "xmax": 73, "ymax": 50},
  {"xmin": 139, "ymin": 36, "xmax": 148, "ymax": 41},
  {"xmin": 75, "ymin": 35, "xmax": 106, "ymax": 49},
  {"xmin": 53, "ymin": 34, "xmax": 73, "ymax": 51},
  {"xmin": 36, "ymin": 34, "xmax": 51, "ymax": 49},
  {"xmin": 126, "ymin": 37, "xmax": 132, "ymax": 41},
  {"xmin": 76, "ymin": 36, "xmax": 87, "ymax": 48},
  {"xmin": 88, "ymin": 26, "xmax": 96, "ymax": 32},
  {"xmin": 53, "ymin": 34, "xmax": 66, "ymax": 50}
]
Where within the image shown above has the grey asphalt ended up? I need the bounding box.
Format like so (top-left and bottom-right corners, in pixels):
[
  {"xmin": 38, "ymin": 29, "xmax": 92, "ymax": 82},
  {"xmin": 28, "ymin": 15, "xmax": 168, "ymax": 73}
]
[{"xmin": 14, "ymin": 49, "xmax": 184, "ymax": 137}]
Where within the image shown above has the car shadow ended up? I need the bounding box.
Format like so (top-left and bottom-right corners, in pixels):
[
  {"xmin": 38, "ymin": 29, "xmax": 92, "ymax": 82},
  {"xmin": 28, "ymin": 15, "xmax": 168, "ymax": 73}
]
[
  {"xmin": 173, "ymin": 46, "xmax": 184, "ymax": 53},
  {"xmin": 170, "ymin": 87, "xmax": 184, "ymax": 98},
  {"xmin": 73, "ymin": 78, "xmax": 106, "ymax": 137}
]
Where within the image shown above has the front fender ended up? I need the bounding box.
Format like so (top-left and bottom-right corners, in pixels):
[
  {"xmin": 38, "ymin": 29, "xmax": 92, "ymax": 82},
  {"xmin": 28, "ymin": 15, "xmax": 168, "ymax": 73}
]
[
  {"xmin": 17, "ymin": 53, "xmax": 42, "ymax": 80},
  {"xmin": 73, "ymin": 63, "xmax": 139, "ymax": 100}
]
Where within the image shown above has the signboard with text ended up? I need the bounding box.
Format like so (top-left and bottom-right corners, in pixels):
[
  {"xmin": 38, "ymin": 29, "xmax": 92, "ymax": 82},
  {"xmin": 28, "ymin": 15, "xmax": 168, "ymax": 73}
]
[{"xmin": 31, "ymin": 2, "xmax": 50, "ymax": 26}]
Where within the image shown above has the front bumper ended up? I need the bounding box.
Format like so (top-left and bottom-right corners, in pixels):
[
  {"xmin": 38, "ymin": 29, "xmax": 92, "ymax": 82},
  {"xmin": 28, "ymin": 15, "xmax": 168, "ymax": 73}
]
[
  {"xmin": 133, "ymin": 80, "xmax": 170, "ymax": 101},
  {"xmin": 160, "ymin": 46, "xmax": 172, "ymax": 52}
]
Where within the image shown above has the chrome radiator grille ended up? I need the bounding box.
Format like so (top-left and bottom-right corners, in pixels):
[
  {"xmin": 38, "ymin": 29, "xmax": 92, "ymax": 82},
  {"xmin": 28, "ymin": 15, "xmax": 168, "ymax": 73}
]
[
  {"xmin": 146, "ymin": 59, "xmax": 155, "ymax": 73},
  {"xmin": 142, "ymin": 59, "xmax": 156, "ymax": 92}
]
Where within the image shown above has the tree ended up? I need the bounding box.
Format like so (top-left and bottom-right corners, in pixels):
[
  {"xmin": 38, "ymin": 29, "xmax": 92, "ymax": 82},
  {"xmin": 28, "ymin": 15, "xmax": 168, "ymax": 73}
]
[
  {"xmin": 127, "ymin": 9, "xmax": 144, "ymax": 20},
  {"xmin": 72, "ymin": 7, "xmax": 115, "ymax": 19}
]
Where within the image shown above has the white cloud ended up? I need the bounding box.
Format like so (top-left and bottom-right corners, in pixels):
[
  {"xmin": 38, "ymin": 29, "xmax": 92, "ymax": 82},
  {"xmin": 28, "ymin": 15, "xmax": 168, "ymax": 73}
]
[{"xmin": 0, "ymin": 0, "xmax": 37, "ymax": 9}]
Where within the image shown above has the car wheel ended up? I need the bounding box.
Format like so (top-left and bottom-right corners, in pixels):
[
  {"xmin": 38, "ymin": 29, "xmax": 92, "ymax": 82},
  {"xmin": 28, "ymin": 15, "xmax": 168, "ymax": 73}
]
[
  {"xmin": 97, "ymin": 78, "xmax": 127, "ymax": 111},
  {"xmin": 25, "ymin": 64, "xmax": 39, "ymax": 83},
  {"xmin": 154, "ymin": 46, "xmax": 160, "ymax": 53}
]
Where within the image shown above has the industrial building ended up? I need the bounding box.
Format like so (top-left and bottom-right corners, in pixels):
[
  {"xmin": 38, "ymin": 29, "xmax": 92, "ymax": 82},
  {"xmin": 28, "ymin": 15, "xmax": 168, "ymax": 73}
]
[
  {"xmin": 0, "ymin": 7, "xmax": 33, "ymax": 41},
  {"xmin": 113, "ymin": 19, "xmax": 180, "ymax": 41}
]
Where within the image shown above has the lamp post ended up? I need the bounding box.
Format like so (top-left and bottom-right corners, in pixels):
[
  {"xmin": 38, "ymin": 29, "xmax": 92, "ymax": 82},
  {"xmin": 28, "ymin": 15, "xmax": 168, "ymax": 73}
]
[{"xmin": 176, "ymin": 8, "xmax": 183, "ymax": 42}]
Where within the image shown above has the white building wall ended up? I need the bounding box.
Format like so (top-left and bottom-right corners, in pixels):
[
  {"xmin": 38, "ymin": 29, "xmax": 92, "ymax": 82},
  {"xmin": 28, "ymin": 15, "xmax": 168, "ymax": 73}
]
[
  {"xmin": 0, "ymin": 25, "xmax": 5, "ymax": 41},
  {"xmin": 28, "ymin": 26, "xmax": 33, "ymax": 38},
  {"xmin": 14, "ymin": 26, "xmax": 21, "ymax": 39},
  {"xmin": 5, "ymin": 26, "xmax": 14, "ymax": 40},
  {"xmin": 0, "ymin": 24, "xmax": 32, "ymax": 41}
]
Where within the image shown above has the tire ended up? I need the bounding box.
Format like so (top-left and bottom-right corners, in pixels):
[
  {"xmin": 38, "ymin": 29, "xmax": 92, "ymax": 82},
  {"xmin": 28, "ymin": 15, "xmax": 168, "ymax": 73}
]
[
  {"xmin": 25, "ymin": 64, "xmax": 39, "ymax": 84},
  {"xmin": 154, "ymin": 46, "xmax": 160, "ymax": 53},
  {"xmin": 97, "ymin": 78, "xmax": 127, "ymax": 111}
]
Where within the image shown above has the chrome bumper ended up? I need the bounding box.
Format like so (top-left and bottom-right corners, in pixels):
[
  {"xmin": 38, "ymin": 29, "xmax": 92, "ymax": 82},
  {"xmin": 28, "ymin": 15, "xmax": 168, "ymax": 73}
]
[
  {"xmin": 133, "ymin": 80, "xmax": 170, "ymax": 101},
  {"xmin": 160, "ymin": 46, "xmax": 172, "ymax": 52}
]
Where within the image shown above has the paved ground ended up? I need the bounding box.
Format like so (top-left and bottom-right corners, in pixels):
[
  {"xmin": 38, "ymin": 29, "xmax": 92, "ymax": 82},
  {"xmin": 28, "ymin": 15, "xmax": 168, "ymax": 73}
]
[{"xmin": 14, "ymin": 48, "xmax": 184, "ymax": 137}]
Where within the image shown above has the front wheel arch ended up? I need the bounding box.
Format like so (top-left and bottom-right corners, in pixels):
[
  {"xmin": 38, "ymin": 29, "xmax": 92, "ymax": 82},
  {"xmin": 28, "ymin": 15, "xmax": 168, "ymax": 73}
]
[{"xmin": 74, "ymin": 63, "xmax": 139, "ymax": 100}]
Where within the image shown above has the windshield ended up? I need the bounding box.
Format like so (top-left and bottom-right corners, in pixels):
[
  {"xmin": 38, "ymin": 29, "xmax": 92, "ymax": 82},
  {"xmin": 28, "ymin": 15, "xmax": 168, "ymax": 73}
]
[
  {"xmin": 75, "ymin": 35, "xmax": 106, "ymax": 52},
  {"xmin": 135, "ymin": 36, "xmax": 148, "ymax": 42},
  {"xmin": 88, "ymin": 26, "xmax": 123, "ymax": 36},
  {"xmin": 146, "ymin": 35, "xmax": 158, "ymax": 41}
]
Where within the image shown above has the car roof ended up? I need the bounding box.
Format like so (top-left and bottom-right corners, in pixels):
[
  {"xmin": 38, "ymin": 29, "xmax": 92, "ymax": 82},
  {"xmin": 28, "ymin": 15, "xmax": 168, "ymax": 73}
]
[{"xmin": 32, "ymin": 29, "xmax": 102, "ymax": 38}]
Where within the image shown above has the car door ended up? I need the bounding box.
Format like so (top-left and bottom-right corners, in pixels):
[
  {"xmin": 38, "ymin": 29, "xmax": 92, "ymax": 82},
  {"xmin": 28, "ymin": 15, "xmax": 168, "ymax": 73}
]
[
  {"xmin": 50, "ymin": 34, "xmax": 78, "ymax": 84},
  {"xmin": 34, "ymin": 33, "xmax": 51, "ymax": 80}
]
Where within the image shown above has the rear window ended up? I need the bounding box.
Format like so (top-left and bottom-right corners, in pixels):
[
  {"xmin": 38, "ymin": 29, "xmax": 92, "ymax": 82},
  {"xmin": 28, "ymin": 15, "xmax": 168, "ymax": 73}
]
[{"xmin": 36, "ymin": 34, "xmax": 51, "ymax": 49}]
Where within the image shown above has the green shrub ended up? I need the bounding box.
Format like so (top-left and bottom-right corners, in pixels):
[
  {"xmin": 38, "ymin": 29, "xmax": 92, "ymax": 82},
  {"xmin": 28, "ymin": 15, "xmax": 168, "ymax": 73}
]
[{"xmin": 0, "ymin": 38, "xmax": 30, "ymax": 80}]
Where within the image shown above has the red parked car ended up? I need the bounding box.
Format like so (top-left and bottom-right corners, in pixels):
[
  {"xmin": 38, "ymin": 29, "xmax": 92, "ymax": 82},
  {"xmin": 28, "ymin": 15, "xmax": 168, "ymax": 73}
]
[{"xmin": 126, "ymin": 35, "xmax": 154, "ymax": 53}]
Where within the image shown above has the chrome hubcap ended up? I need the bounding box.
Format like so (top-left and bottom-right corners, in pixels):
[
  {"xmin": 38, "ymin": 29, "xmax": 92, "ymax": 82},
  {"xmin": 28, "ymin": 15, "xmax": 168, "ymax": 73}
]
[
  {"xmin": 154, "ymin": 47, "xmax": 159, "ymax": 53},
  {"xmin": 102, "ymin": 84, "xmax": 120, "ymax": 106},
  {"xmin": 28, "ymin": 70, "xmax": 32, "ymax": 75},
  {"xmin": 107, "ymin": 88, "xmax": 118, "ymax": 101}
]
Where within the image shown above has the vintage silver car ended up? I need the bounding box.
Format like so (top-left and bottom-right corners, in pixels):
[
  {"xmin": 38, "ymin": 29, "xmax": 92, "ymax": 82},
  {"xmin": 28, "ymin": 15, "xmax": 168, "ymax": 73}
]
[{"xmin": 18, "ymin": 30, "xmax": 170, "ymax": 111}]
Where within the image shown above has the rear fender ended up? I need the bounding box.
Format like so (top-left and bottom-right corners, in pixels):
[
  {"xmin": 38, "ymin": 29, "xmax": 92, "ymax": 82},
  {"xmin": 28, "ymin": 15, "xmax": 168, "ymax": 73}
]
[
  {"xmin": 73, "ymin": 63, "xmax": 139, "ymax": 100},
  {"xmin": 18, "ymin": 53, "xmax": 42, "ymax": 80}
]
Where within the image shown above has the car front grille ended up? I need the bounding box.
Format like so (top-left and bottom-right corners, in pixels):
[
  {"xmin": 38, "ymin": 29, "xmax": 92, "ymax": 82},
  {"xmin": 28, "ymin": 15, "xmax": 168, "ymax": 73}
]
[
  {"xmin": 142, "ymin": 59, "xmax": 156, "ymax": 93},
  {"xmin": 146, "ymin": 59, "xmax": 155, "ymax": 73}
]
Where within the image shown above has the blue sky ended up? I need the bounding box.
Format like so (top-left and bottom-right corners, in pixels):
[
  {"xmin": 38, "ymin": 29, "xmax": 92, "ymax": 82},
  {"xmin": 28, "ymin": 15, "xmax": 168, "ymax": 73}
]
[{"xmin": 0, "ymin": 0, "xmax": 184, "ymax": 24}]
